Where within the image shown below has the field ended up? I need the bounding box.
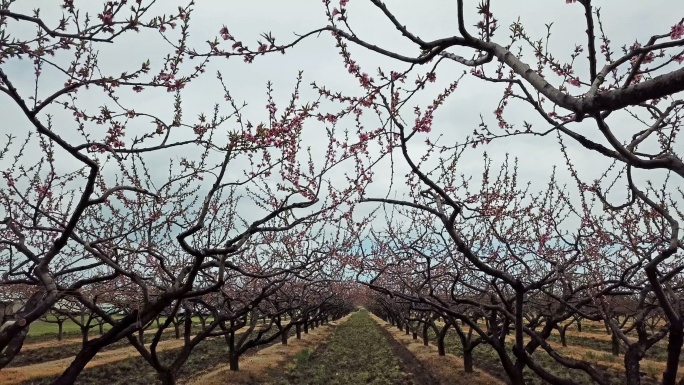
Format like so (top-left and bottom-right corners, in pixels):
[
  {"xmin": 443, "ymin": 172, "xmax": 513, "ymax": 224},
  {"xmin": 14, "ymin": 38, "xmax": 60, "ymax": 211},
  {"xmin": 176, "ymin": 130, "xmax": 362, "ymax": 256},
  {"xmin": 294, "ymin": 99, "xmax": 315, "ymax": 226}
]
[{"xmin": 1, "ymin": 310, "xmax": 681, "ymax": 384}]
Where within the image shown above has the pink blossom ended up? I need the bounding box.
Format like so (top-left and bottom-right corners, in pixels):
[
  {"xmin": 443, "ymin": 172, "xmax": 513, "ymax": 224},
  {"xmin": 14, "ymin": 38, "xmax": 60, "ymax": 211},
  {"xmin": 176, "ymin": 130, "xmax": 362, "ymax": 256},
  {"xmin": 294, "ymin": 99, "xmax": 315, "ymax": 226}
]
[
  {"xmin": 35, "ymin": 184, "xmax": 53, "ymax": 199},
  {"xmin": 2, "ymin": 171, "xmax": 14, "ymax": 187},
  {"xmin": 219, "ymin": 26, "xmax": 232, "ymax": 41},
  {"xmin": 671, "ymin": 23, "xmax": 684, "ymax": 40},
  {"xmin": 568, "ymin": 77, "xmax": 580, "ymax": 87},
  {"xmin": 340, "ymin": 0, "xmax": 349, "ymax": 5},
  {"xmin": 99, "ymin": 11, "xmax": 114, "ymax": 26},
  {"xmin": 158, "ymin": 72, "xmax": 173, "ymax": 81}
]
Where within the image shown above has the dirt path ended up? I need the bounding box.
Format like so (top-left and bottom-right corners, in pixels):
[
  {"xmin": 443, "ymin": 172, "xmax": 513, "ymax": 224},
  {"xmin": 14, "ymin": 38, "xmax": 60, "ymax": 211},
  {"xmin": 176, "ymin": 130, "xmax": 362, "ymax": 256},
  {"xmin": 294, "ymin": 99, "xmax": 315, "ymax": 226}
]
[
  {"xmin": 1, "ymin": 335, "xmax": 191, "ymax": 385},
  {"xmin": 20, "ymin": 337, "xmax": 85, "ymax": 351},
  {"xmin": 371, "ymin": 313, "xmax": 503, "ymax": 385},
  {"xmin": 187, "ymin": 315, "xmax": 352, "ymax": 385}
]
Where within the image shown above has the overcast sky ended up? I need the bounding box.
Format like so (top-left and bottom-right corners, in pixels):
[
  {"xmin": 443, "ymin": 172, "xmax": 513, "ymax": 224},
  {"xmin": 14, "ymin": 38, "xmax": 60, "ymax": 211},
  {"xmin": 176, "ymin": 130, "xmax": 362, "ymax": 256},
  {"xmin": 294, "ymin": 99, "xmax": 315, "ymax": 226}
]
[{"xmin": 1, "ymin": 0, "xmax": 682, "ymax": 236}]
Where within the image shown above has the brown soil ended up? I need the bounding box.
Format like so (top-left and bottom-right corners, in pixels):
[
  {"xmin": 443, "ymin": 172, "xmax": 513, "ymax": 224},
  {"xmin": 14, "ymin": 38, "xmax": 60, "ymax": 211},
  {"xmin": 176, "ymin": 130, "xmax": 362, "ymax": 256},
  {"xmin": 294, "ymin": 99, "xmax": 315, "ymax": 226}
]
[{"xmin": 19, "ymin": 337, "xmax": 84, "ymax": 351}]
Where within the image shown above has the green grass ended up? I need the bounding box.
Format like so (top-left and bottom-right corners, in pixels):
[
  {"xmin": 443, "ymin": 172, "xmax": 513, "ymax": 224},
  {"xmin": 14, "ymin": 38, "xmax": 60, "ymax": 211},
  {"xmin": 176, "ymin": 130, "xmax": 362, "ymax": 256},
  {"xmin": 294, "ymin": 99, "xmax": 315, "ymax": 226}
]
[
  {"xmin": 294, "ymin": 348, "xmax": 312, "ymax": 365},
  {"xmin": 27, "ymin": 320, "xmax": 109, "ymax": 336},
  {"xmin": 276, "ymin": 309, "xmax": 408, "ymax": 385},
  {"xmin": 26, "ymin": 315, "xmax": 214, "ymax": 338}
]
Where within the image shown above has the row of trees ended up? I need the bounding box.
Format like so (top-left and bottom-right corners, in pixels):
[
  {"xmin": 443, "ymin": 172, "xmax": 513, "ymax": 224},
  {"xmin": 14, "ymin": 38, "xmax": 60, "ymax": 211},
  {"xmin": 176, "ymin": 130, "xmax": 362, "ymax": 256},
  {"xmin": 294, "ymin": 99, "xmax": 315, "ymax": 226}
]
[
  {"xmin": 1, "ymin": 0, "xmax": 683, "ymax": 384},
  {"xmin": 0, "ymin": 2, "xmax": 362, "ymax": 384},
  {"xmin": 329, "ymin": 1, "xmax": 684, "ymax": 384}
]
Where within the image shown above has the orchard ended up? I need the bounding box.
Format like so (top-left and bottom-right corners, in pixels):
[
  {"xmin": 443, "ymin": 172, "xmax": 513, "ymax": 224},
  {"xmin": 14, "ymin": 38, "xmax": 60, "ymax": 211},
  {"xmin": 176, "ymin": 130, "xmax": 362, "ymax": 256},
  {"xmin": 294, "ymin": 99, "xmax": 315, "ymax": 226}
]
[{"xmin": 0, "ymin": 1, "xmax": 682, "ymax": 384}]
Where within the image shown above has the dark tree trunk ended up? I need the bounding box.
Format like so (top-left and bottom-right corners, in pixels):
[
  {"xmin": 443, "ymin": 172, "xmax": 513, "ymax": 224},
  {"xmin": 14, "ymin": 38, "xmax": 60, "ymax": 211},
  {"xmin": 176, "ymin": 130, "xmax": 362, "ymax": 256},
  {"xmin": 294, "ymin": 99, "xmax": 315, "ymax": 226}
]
[
  {"xmin": 437, "ymin": 328, "xmax": 447, "ymax": 356},
  {"xmin": 174, "ymin": 321, "xmax": 180, "ymax": 339},
  {"xmin": 98, "ymin": 322, "xmax": 103, "ymax": 335},
  {"xmin": 611, "ymin": 333, "xmax": 620, "ymax": 356},
  {"xmin": 663, "ymin": 321, "xmax": 683, "ymax": 385},
  {"xmin": 624, "ymin": 345, "xmax": 644, "ymax": 385},
  {"xmin": 159, "ymin": 370, "xmax": 176, "ymax": 385},
  {"xmin": 138, "ymin": 327, "xmax": 144, "ymax": 344},
  {"xmin": 422, "ymin": 323, "xmax": 429, "ymax": 346},
  {"xmin": 81, "ymin": 328, "xmax": 89, "ymax": 345},
  {"xmin": 226, "ymin": 324, "xmax": 238, "ymax": 371},
  {"xmin": 52, "ymin": 341, "xmax": 102, "ymax": 385},
  {"xmin": 577, "ymin": 319, "xmax": 582, "ymax": 333},
  {"xmin": 303, "ymin": 321, "xmax": 309, "ymax": 334},
  {"xmin": 281, "ymin": 330, "xmax": 288, "ymax": 345},
  {"xmin": 405, "ymin": 324, "xmax": 410, "ymax": 335},
  {"xmin": 57, "ymin": 321, "xmax": 63, "ymax": 341},
  {"xmin": 229, "ymin": 354, "xmax": 239, "ymax": 371},
  {"xmin": 559, "ymin": 328, "xmax": 567, "ymax": 347},
  {"xmin": 296, "ymin": 324, "xmax": 302, "ymax": 339},
  {"xmin": 412, "ymin": 331, "xmax": 417, "ymax": 340},
  {"xmin": 463, "ymin": 348, "xmax": 474, "ymax": 373}
]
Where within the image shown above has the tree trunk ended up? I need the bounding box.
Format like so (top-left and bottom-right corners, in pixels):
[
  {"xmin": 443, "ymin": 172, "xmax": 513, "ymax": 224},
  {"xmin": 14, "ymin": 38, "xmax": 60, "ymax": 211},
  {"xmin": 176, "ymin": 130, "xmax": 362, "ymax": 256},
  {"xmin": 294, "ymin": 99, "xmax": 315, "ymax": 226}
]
[
  {"xmin": 57, "ymin": 321, "xmax": 63, "ymax": 341},
  {"xmin": 229, "ymin": 354, "xmax": 239, "ymax": 371},
  {"xmin": 53, "ymin": 344, "xmax": 99, "ymax": 385},
  {"xmin": 159, "ymin": 370, "xmax": 176, "ymax": 385},
  {"xmin": 624, "ymin": 345, "xmax": 644, "ymax": 385},
  {"xmin": 611, "ymin": 333, "xmax": 620, "ymax": 356},
  {"xmin": 662, "ymin": 321, "xmax": 683, "ymax": 385},
  {"xmin": 422, "ymin": 323, "xmax": 429, "ymax": 346},
  {"xmin": 303, "ymin": 321, "xmax": 309, "ymax": 334},
  {"xmin": 577, "ymin": 319, "xmax": 582, "ymax": 332},
  {"xmin": 174, "ymin": 321, "xmax": 180, "ymax": 339},
  {"xmin": 405, "ymin": 324, "xmax": 410, "ymax": 335},
  {"xmin": 412, "ymin": 331, "xmax": 418, "ymax": 340},
  {"xmin": 559, "ymin": 328, "xmax": 567, "ymax": 347},
  {"xmin": 437, "ymin": 329, "xmax": 447, "ymax": 356},
  {"xmin": 296, "ymin": 324, "xmax": 302, "ymax": 339},
  {"xmin": 138, "ymin": 327, "xmax": 144, "ymax": 344},
  {"xmin": 281, "ymin": 330, "xmax": 288, "ymax": 345},
  {"xmin": 98, "ymin": 323, "xmax": 103, "ymax": 335},
  {"xmin": 81, "ymin": 328, "xmax": 89, "ymax": 345},
  {"xmin": 463, "ymin": 348, "xmax": 474, "ymax": 373}
]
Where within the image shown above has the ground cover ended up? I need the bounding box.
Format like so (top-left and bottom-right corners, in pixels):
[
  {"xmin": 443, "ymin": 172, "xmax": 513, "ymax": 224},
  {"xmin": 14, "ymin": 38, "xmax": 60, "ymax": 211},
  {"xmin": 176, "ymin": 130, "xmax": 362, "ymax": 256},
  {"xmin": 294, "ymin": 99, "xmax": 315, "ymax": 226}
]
[{"xmin": 272, "ymin": 309, "xmax": 425, "ymax": 385}]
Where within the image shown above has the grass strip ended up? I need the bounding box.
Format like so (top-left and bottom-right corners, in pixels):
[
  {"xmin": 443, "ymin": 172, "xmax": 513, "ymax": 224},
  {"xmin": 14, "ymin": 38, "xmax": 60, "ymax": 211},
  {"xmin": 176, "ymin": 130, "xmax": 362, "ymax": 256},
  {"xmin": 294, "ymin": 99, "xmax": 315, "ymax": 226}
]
[{"xmin": 276, "ymin": 309, "xmax": 408, "ymax": 385}]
